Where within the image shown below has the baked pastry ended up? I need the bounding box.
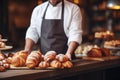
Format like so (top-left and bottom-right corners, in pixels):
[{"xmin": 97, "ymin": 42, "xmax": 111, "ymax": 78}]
[
  {"xmin": 44, "ymin": 51, "xmax": 56, "ymax": 62},
  {"xmin": 62, "ymin": 61, "xmax": 73, "ymax": 68},
  {"xmin": 56, "ymin": 54, "xmax": 69, "ymax": 62},
  {"xmin": 87, "ymin": 48, "xmax": 102, "ymax": 57},
  {"xmin": 50, "ymin": 60, "xmax": 62, "ymax": 69},
  {"xmin": 0, "ymin": 42, "xmax": 6, "ymax": 48},
  {"xmin": 104, "ymin": 40, "xmax": 120, "ymax": 47},
  {"xmin": 3, "ymin": 63, "xmax": 10, "ymax": 69},
  {"xmin": 26, "ymin": 51, "xmax": 42, "ymax": 68},
  {"xmin": 0, "ymin": 52, "xmax": 7, "ymax": 61},
  {"xmin": 6, "ymin": 57, "xmax": 12, "ymax": 64},
  {"xmin": 12, "ymin": 51, "xmax": 28, "ymax": 67},
  {"xmin": 8, "ymin": 53, "xmax": 14, "ymax": 57},
  {"xmin": 38, "ymin": 61, "xmax": 50, "ymax": 69},
  {"xmin": 100, "ymin": 48, "xmax": 110, "ymax": 57},
  {"xmin": 0, "ymin": 66, "xmax": 6, "ymax": 72}
]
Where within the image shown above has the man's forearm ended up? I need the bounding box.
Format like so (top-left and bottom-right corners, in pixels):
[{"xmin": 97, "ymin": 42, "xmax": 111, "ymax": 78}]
[
  {"xmin": 24, "ymin": 38, "xmax": 35, "ymax": 53},
  {"xmin": 66, "ymin": 41, "xmax": 79, "ymax": 55}
]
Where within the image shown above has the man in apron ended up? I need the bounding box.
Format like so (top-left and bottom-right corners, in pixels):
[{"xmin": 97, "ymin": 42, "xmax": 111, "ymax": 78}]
[{"xmin": 24, "ymin": 0, "xmax": 82, "ymax": 60}]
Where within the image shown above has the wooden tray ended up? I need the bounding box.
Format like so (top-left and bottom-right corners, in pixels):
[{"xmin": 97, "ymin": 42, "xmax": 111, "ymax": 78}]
[
  {"xmin": 10, "ymin": 65, "xmax": 60, "ymax": 70},
  {"xmin": 82, "ymin": 56, "xmax": 120, "ymax": 61}
]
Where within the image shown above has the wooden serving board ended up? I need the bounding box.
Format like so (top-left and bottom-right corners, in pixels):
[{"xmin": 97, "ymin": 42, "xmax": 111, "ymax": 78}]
[
  {"xmin": 10, "ymin": 65, "xmax": 57, "ymax": 70},
  {"xmin": 82, "ymin": 56, "xmax": 120, "ymax": 61}
]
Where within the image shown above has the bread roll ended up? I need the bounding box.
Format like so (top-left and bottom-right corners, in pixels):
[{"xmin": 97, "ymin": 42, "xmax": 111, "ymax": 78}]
[
  {"xmin": 56, "ymin": 54, "xmax": 69, "ymax": 62},
  {"xmin": 62, "ymin": 61, "xmax": 73, "ymax": 68},
  {"xmin": 50, "ymin": 60, "xmax": 63, "ymax": 69},
  {"xmin": 12, "ymin": 51, "xmax": 28, "ymax": 67},
  {"xmin": 26, "ymin": 51, "xmax": 42, "ymax": 68},
  {"xmin": 38, "ymin": 61, "xmax": 50, "ymax": 69},
  {"xmin": 87, "ymin": 48, "xmax": 102, "ymax": 57},
  {"xmin": 44, "ymin": 51, "xmax": 56, "ymax": 62}
]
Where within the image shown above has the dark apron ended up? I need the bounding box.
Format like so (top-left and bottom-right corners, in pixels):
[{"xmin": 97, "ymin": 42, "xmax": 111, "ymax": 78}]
[{"xmin": 40, "ymin": 0, "xmax": 68, "ymax": 54}]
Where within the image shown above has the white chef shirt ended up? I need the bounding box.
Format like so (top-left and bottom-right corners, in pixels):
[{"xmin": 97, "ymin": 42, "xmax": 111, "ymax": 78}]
[{"xmin": 26, "ymin": 0, "xmax": 83, "ymax": 45}]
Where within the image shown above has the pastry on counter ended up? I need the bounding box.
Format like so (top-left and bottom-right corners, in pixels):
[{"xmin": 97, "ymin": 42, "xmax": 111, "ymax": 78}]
[
  {"xmin": 38, "ymin": 61, "xmax": 50, "ymax": 69},
  {"xmin": 44, "ymin": 51, "xmax": 56, "ymax": 62},
  {"xmin": 56, "ymin": 54, "xmax": 69, "ymax": 62},
  {"xmin": 50, "ymin": 60, "xmax": 63, "ymax": 69},
  {"xmin": 87, "ymin": 48, "xmax": 111, "ymax": 57},
  {"xmin": 12, "ymin": 51, "xmax": 28, "ymax": 67},
  {"xmin": 100, "ymin": 48, "xmax": 110, "ymax": 57},
  {"xmin": 62, "ymin": 61, "xmax": 73, "ymax": 68},
  {"xmin": 95, "ymin": 31, "xmax": 114, "ymax": 40},
  {"xmin": 26, "ymin": 51, "xmax": 42, "ymax": 68},
  {"xmin": 104, "ymin": 40, "xmax": 120, "ymax": 48},
  {"xmin": 87, "ymin": 48, "xmax": 102, "ymax": 57}
]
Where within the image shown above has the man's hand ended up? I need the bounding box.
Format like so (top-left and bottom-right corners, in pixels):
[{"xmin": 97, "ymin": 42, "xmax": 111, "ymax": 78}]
[{"xmin": 65, "ymin": 52, "xmax": 71, "ymax": 60}]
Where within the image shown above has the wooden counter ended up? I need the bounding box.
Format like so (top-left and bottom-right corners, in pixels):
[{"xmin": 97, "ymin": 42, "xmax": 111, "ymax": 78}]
[{"xmin": 0, "ymin": 56, "xmax": 120, "ymax": 80}]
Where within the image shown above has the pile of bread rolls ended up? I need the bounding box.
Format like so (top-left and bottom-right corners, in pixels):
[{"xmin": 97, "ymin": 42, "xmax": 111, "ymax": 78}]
[
  {"xmin": 87, "ymin": 48, "xmax": 110, "ymax": 57},
  {"xmin": 11, "ymin": 50, "xmax": 73, "ymax": 69},
  {"xmin": 0, "ymin": 52, "xmax": 12, "ymax": 72},
  {"xmin": 38, "ymin": 51, "xmax": 73, "ymax": 69}
]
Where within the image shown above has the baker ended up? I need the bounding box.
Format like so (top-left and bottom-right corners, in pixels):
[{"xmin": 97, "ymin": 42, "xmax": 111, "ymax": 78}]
[{"xmin": 24, "ymin": 0, "xmax": 82, "ymax": 60}]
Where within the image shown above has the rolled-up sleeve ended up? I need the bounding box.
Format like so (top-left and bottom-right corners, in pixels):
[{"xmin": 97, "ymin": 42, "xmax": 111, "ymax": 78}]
[
  {"xmin": 25, "ymin": 7, "xmax": 40, "ymax": 44},
  {"xmin": 68, "ymin": 6, "xmax": 83, "ymax": 45}
]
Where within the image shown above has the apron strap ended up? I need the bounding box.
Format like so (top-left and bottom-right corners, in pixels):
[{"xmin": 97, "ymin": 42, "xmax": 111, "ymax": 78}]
[{"xmin": 43, "ymin": 0, "xmax": 64, "ymax": 21}]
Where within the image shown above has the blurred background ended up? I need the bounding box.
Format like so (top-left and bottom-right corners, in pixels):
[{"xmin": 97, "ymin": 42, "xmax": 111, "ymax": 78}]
[{"xmin": 0, "ymin": 0, "xmax": 120, "ymax": 49}]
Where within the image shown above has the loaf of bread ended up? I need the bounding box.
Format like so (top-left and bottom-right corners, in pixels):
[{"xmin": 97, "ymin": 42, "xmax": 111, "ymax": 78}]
[
  {"xmin": 38, "ymin": 61, "xmax": 50, "ymax": 69},
  {"xmin": 44, "ymin": 51, "xmax": 56, "ymax": 62},
  {"xmin": 26, "ymin": 51, "xmax": 42, "ymax": 68},
  {"xmin": 87, "ymin": 48, "xmax": 102, "ymax": 57},
  {"xmin": 12, "ymin": 51, "xmax": 28, "ymax": 67},
  {"xmin": 62, "ymin": 61, "xmax": 73, "ymax": 68},
  {"xmin": 50, "ymin": 60, "xmax": 63, "ymax": 69},
  {"xmin": 56, "ymin": 54, "xmax": 69, "ymax": 62}
]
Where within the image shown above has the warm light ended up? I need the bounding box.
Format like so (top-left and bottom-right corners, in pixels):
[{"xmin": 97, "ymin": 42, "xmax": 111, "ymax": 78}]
[
  {"xmin": 74, "ymin": 0, "xmax": 79, "ymax": 4},
  {"xmin": 107, "ymin": 0, "xmax": 120, "ymax": 10},
  {"xmin": 108, "ymin": 5, "xmax": 120, "ymax": 10}
]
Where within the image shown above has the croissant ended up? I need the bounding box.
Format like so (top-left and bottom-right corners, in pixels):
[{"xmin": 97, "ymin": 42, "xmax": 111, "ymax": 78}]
[
  {"xmin": 38, "ymin": 61, "xmax": 50, "ymax": 69},
  {"xmin": 12, "ymin": 51, "xmax": 28, "ymax": 67},
  {"xmin": 87, "ymin": 48, "xmax": 102, "ymax": 57},
  {"xmin": 0, "ymin": 66, "xmax": 6, "ymax": 72},
  {"xmin": 56, "ymin": 54, "xmax": 69, "ymax": 62},
  {"xmin": 100, "ymin": 48, "xmax": 110, "ymax": 57},
  {"xmin": 44, "ymin": 51, "xmax": 56, "ymax": 62},
  {"xmin": 26, "ymin": 51, "xmax": 42, "ymax": 68},
  {"xmin": 50, "ymin": 60, "xmax": 63, "ymax": 69},
  {"xmin": 62, "ymin": 61, "xmax": 73, "ymax": 68}
]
